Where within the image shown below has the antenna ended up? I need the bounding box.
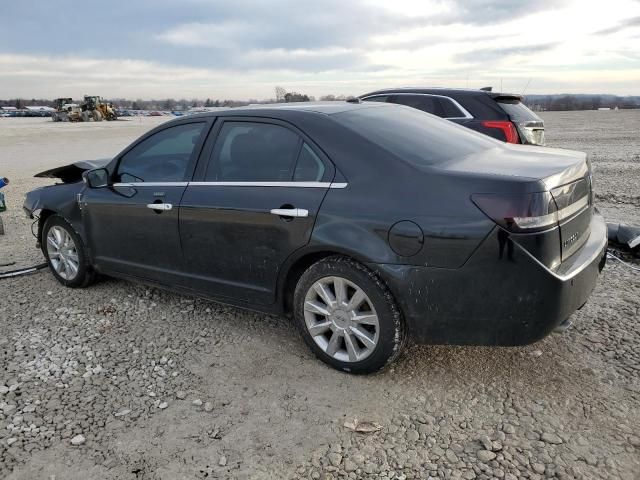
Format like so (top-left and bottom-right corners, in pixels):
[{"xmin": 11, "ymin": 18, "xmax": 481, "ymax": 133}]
[
  {"xmin": 522, "ymin": 78, "xmax": 532, "ymax": 95},
  {"xmin": 500, "ymin": 78, "xmax": 503, "ymax": 92}
]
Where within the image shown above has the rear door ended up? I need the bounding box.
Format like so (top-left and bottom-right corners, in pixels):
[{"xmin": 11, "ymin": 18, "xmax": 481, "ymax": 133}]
[
  {"xmin": 179, "ymin": 117, "xmax": 335, "ymax": 304},
  {"xmin": 83, "ymin": 120, "xmax": 209, "ymax": 284}
]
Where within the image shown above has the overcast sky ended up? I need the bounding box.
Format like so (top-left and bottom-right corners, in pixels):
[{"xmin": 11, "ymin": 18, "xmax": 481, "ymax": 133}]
[{"xmin": 1, "ymin": 0, "xmax": 639, "ymax": 99}]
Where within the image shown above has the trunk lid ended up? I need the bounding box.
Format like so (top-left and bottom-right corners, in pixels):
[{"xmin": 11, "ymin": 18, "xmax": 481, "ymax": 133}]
[{"xmin": 445, "ymin": 144, "xmax": 593, "ymax": 264}]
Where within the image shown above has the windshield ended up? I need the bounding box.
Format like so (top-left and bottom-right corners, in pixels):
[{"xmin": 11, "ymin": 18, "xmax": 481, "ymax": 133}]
[{"xmin": 333, "ymin": 105, "xmax": 497, "ymax": 167}]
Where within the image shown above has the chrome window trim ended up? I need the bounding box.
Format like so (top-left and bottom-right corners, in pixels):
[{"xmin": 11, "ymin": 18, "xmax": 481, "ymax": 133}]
[
  {"xmin": 113, "ymin": 182, "xmax": 189, "ymax": 187},
  {"xmin": 361, "ymin": 93, "xmax": 474, "ymax": 120},
  {"xmin": 189, "ymin": 181, "xmax": 348, "ymax": 189},
  {"xmin": 112, "ymin": 181, "xmax": 347, "ymax": 189}
]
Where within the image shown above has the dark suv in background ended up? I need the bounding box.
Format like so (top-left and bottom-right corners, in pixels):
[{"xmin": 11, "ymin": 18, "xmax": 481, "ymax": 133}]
[{"xmin": 359, "ymin": 87, "xmax": 545, "ymax": 146}]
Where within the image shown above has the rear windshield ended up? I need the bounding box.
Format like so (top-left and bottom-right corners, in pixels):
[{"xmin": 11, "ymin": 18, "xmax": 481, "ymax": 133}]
[
  {"xmin": 498, "ymin": 101, "xmax": 542, "ymax": 122},
  {"xmin": 333, "ymin": 105, "xmax": 497, "ymax": 167}
]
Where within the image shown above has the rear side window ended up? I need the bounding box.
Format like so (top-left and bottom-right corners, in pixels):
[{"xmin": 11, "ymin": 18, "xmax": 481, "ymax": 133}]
[
  {"xmin": 363, "ymin": 95, "xmax": 389, "ymax": 103},
  {"xmin": 117, "ymin": 122, "xmax": 206, "ymax": 182},
  {"xmin": 294, "ymin": 143, "xmax": 325, "ymax": 181},
  {"xmin": 498, "ymin": 101, "xmax": 542, "ymax": 122},
  {"xmin": 392, "ymin": 95, "xmax": 443, "ymax": 117},
  {"xmin": 206, "ymin": 122, "xmax": 300, "ymax": 181},
  {"xmin": 439, "ymin": 97, "xmax": 467, "ymax": 118},
  {"xmin": 334, "ymin": 105, "xmax": 497, "ymax": 167}
]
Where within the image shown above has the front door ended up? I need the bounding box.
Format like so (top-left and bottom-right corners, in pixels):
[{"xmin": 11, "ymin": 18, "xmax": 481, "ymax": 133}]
[
  {"xmin": 83, "ymin": 120, "xmax": 209, "ymax": 284},
  {"xmin": 180, "ymin": 119, "xmax": 335, "ymax": 304}
]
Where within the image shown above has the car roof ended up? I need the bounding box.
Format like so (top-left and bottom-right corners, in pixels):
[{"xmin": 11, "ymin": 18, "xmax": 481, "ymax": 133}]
[
  {"xmin": 180, "ymin": 101, "xmax": 387, "ymax": 120},
  {"xmin": 360, "ymin": 87, "xmax": 521, "ymax": 100}
]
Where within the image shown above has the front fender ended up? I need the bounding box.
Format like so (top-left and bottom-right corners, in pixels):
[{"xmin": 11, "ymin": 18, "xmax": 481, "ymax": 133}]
[{"xmin": 23, "ymin": 183, "xmax": 87, "ymax": 244}]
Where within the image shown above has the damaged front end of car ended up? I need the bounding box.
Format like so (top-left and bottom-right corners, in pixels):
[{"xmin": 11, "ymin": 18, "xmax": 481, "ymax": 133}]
[{"xmin": 24, "ymin": 159, "xmax": 109, "ymax": 247}]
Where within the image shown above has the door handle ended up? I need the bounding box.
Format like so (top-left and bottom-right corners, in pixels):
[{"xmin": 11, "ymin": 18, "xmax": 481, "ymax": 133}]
[
  {"xmin": 146, "ymin": 203, "xmax": 173, "ymax": 211},
  {"xmin": 270, "ymin": 208, "xmax": 308, "ymax": 218}
]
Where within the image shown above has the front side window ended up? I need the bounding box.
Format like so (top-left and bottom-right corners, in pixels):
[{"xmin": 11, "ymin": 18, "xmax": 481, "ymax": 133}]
[
  {"xmin": 206, "ymin": 122, "xmax": 301, "ymax": 182},
  {"xmin": 117, "ymin": 122, "xmax": 206, "ymax": 182}
]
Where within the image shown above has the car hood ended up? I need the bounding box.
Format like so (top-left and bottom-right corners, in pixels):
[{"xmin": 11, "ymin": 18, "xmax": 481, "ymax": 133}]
[{"xmin": 34, "ymin": 158, "xmax": 111, "ymax": 183}]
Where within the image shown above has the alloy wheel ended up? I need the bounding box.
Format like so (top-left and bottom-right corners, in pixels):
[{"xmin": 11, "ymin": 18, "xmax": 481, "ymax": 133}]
[
  {"xmin": 46, "ymin": 226, "xmax": 80, "ymax": 280},
  {"xmin": 303, "ymin": 276, "xmax": 380, "ymax": 362}
]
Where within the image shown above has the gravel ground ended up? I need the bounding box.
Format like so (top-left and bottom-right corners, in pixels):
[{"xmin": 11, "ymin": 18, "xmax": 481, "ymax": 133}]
[{"xmin": 0, "ymin": 112, "xmax": 638, "ymax": 479}]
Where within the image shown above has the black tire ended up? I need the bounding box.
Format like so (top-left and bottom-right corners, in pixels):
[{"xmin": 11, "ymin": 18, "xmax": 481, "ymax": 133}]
[
  {"xmin": 42, "ymin": 215, "xmax": 96, "ymax": 288},
  {"xmin": 293, "ymin": 255, "xmax": 406, "ymax": 374}
]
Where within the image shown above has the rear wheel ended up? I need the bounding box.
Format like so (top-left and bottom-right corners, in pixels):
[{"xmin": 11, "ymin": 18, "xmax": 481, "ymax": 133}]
[
  {"xmin": 294, "ymin": 256, "xmax": 406, "ymax": 374},
  {"xmin": 42, "ymin": 215, "xmax": 95, "ymax": 288}
]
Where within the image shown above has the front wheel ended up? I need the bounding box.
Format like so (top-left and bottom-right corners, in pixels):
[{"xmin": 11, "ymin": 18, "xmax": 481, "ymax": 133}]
[
  {"xmin": 294, "ymin": 256, "xmax": 406, "ymax": 374},
  {"xmin": 42, "ymin": 215, "xmax": 95, "ymax": 288}
]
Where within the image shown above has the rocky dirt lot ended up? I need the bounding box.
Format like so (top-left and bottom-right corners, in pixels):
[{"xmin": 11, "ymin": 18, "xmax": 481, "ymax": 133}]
[{"xmin": 0, "ymin": 112, "xmax": 638, "ymax": 479}]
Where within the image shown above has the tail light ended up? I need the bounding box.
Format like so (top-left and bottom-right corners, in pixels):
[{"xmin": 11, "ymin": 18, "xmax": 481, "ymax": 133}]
[
  {"xmin": 481, "ymin": 121, "xmax": 520, "ymax": 144},
  {"xmin": 472, "ymin": 192, "xmax": 558, "ymax": 233}
]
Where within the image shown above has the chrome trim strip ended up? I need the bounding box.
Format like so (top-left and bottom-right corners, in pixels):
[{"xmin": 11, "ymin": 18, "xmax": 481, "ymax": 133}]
[
  {"xmin": 188, "ymin": 181, "xmax": 348, "ymax": 189},
  {"xmin": 112, "ymin": 181, "xmax": 348, "ymax": 189},
  {"xmin": 514, "ymin": 195, "xmax": 590, "ymax": 229},
  {"xmin": 360, "ymin": 93, "xmax": 474, "ymax": 120},
  {"xmin": 113, "ymin": 182, "xmax": 188, "ymax": 187},
  {"xmin": 557, "ymin": 195, "xmax": 590, "ymax": 223}
]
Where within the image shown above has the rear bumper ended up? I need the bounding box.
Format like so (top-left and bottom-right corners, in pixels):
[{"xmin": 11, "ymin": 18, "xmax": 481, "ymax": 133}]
[{"xmin": 370, "ymin": 212, "xmax": 607, "ymax": 346}]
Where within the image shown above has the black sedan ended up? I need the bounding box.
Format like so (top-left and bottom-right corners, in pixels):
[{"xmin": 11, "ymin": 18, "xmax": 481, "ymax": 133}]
[{"xmin": 24, "ymin": 102, "xmax": 607, "ymax": 374}]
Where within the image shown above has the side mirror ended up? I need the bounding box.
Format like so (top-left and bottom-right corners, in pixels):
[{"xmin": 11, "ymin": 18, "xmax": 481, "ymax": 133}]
[{"xmin": 83, "ymin": 168, "xmax": 110, "ymax": 188}]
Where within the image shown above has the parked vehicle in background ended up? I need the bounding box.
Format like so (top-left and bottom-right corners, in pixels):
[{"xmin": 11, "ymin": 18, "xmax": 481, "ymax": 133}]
[
  {"xmin": 52, "ymin": 98, "xmax": 81, "ymax": 122},
  {"xmin": 359, "ymin": 87, "xmax": 545, "ymax": 146},
  {"xmin": 24, "ymin": 102, "xmax": 605, "ymax": 374},
  {"xmin": 149, "ymin": 111, "xmax": 164, "ymax": 116},
  {"xmin": 82, "ymin": 96, "xmax": 118, "ymax": 121}
]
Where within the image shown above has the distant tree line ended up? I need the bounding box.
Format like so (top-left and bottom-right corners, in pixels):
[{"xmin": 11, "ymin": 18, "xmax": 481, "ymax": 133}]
[
  {"xmin": 523, "ymin": 94, "xmax": 640, "ymax": 111},
  {"xmin": 2, "ymin": 92, "xmax": 638, "ymax": 112},
  {"xmin": 0, "ymin": 98, "xmax": 256, "ymax": 111}
]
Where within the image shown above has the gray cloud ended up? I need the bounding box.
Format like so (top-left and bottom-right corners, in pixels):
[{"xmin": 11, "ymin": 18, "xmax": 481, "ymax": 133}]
[
  {"xmin": 456, "ymin": 42, "xmax": 560, "ymax": 63},
  {"xmin": 594, "ymin": 16, "xmax": 640, "ymax": 35},
  {"xmin": 434, "ymin": 0, "xmax": 568, "ymax": 25},
  {"xmin": 0, "ymin": 0, "xmax": 568, "ymax": 74}
]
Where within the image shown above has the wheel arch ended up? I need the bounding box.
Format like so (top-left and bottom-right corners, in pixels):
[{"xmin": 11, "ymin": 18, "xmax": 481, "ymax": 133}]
[
  {"xmin": 278, "ymin": 246, "xmax": 395, "ymax": 316},
  {"xmin": 37, "ymin": 208, "xmax": 57, "ymax": 246}
]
